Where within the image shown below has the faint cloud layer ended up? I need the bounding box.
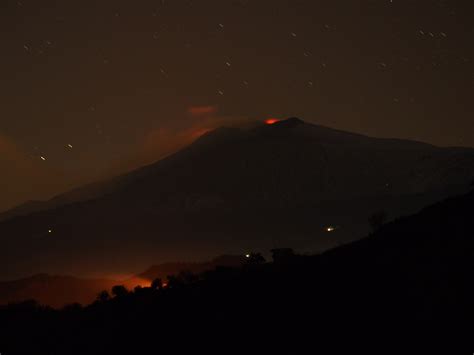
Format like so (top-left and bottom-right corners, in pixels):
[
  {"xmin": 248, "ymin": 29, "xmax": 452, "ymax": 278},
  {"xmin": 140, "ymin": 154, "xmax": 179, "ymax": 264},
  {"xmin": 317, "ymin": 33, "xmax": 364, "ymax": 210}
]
[
  {"xmin": 136, "ymin": 105, "xmax": 246, "ymax": 167},
  {"xmin": 187, "ymin": 105, "xmax": 218, "ymax": 116}
]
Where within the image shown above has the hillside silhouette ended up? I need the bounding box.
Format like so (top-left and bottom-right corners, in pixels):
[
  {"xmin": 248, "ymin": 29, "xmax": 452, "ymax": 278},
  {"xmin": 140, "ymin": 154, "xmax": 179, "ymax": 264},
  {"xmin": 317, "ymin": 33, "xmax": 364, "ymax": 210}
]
[
  {"xmin": 1, "ymin": 190, "xmax": 473, "ymax": 353},
  {"xmin": 0, "ymin": 118, "xmax": 473, "ymax": 279},
  {"xmin": 0, "ymin": 255, "xmax": 245, "ymax": 308}
]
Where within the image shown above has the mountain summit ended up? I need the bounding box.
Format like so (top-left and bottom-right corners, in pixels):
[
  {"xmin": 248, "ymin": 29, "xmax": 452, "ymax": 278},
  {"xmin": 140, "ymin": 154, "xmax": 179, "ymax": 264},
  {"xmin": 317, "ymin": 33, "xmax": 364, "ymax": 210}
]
[{"xmin": 0, "ymin": 118, "xmax": 473, "ymax": 279}]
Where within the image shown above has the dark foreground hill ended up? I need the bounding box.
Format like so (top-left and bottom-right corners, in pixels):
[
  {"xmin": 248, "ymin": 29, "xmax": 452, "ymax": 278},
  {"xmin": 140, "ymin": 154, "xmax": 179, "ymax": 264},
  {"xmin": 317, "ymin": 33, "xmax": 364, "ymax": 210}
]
[
  {"xmin": 1, "ymin": 190, "xmax": 473, "ymax": 353},
  {"xmin": 0, "ymin": 118, "xmax": 473, "ymax": 280}
]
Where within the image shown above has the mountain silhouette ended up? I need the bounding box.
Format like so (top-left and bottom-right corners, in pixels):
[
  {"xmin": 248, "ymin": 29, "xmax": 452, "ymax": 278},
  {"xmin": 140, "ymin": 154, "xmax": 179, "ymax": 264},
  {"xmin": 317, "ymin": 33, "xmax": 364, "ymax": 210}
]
[
  {"xmin": 1, "ymin": 189, "xmax": 473, "ymax": 353},
  {"xmin": 0, "ymin": 255, "xmax": 245, "ymax": 307},
  {"xmin": 0, "ymin": 118, "xmax": 472, "ymax": 279}
]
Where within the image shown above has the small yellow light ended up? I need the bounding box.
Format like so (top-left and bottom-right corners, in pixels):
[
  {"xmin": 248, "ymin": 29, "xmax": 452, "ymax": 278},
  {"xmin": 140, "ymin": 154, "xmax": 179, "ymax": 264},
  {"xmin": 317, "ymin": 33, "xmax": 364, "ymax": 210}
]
[{"xmin": 245, "ymin": 254, "xmax": 250, "ymax": 258}]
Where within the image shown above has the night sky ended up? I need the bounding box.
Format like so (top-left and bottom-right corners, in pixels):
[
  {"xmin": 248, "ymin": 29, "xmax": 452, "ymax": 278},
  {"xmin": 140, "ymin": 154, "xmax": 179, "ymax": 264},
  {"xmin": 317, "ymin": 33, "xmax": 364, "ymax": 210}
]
[{"xmin": 1, "ymin": 0, "xmax": 472, "ymax": 212}]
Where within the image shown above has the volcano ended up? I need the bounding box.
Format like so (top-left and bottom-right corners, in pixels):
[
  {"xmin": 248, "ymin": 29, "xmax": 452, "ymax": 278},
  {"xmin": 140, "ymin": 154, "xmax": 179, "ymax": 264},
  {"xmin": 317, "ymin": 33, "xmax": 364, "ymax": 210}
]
[{"xmin": 1, "ymin": 118, "xmax": 473, "ymax": 280}]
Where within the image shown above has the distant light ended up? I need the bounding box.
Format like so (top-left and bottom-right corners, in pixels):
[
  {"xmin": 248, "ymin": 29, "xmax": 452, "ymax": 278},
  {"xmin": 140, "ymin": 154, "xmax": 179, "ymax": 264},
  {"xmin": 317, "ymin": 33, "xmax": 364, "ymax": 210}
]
[
  {"xmin": 245, "ymin": 254, "xmax": 250, "ymax": 258},
  {"xmin": 265, "ymin": 118, "xmax": 279, "ymax": 125},
  {"xmin": 326, "ymin": 226, "xmax": 335, "ymax": 232},
  {"xmin": 40, "ymin": 156, "xmax": 46, "ymax": 161},
  {"xmin": 67, "ymin": 144, "xmax": 73, "ymax": 149},
  {"xmin": 48, "ymin": 229, "xmax": 52, "ymax": 233}
]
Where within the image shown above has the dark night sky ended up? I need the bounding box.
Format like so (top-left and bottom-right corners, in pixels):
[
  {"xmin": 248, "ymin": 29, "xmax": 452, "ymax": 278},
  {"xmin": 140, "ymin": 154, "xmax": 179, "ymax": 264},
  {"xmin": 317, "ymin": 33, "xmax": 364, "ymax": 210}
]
[{"xmin": 0, "ymin": 0, "xmax": 472, "ymax": 212}]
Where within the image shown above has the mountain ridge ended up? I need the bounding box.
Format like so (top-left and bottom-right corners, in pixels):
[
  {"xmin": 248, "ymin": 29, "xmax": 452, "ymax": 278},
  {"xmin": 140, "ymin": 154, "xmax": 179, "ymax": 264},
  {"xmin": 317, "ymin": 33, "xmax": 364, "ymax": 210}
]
[
  {"xmin": 1, "ymin": 118, "xmax": 467, "ymax": 220},
  {"xmin": 0, "ymin": 117, "xmax": 446, "ymax": 222},
  {"xmin": 0, "ymin": 118, "xmax": 472, "ymax": 280}
]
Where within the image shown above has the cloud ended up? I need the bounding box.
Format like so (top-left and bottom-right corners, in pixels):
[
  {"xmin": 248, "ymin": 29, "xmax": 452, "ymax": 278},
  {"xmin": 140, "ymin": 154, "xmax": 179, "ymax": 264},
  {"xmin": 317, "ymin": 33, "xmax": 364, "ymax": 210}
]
[
  {"xmin": 138, "ymin": 106, "xmax": 225, "ymax": 165},
  {"xmin": 139, "ymin": 106, "xmax": 264, "ymax": 161},
  {"xmin": 100, "ymin": 107, "xmax": 259, "ymax": 185},
  {"xmin": 142, "ymin": 127, "xmax": 195, "ymax": 161},
  {"xmin": 187, "ymin": 105, "xmax": 218, "ymax": 116}
]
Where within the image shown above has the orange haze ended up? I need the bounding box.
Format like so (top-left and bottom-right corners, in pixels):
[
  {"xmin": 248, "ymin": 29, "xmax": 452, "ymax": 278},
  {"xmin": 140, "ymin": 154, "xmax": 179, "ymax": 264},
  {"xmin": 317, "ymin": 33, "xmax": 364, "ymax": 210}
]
[{"xmin": 265, "ymin": 118, "xmax": 280, "ymax": 125}]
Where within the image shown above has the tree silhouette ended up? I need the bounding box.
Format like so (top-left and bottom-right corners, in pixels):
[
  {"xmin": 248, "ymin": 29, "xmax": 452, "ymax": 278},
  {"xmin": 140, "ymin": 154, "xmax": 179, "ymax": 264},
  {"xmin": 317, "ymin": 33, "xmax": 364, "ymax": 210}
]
[
  {"xmin": 151, "ymin": 278, "xmax": 163, "ymax": 290},
  {"xmin": 178, "ymin": 270, "xmax": 199, "ymax": 284},
  {"xmin": 166, "ymin": 275, "xmax": 183, "ymax": 289},
  {"xmin": 62, "ymin": 303, "xmax": 82, "ymax": 313},
  {"xmin": 247, "ymin": 252, "xmax": 266, "ymax": 265},
  {"xmin": 97, "ymin": 290, "xmax": 110, "ymax": 302},
  {"xmin": 111, "ymin": 285, "xmax": 128, "ymax": 298},
  {"xmin": 271, "ymin": 248, "xmax": 295, "ymax": 263}
]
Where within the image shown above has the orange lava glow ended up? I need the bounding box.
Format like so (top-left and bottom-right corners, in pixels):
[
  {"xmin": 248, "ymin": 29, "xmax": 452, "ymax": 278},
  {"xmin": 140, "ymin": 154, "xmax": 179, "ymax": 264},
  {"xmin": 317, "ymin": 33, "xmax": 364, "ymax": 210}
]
[
  {"xmin": 115, "ymin": 276, "xmax": 152, "ymax": 289},
  {"xmin": 265, "ymin": 118, "xmax": 279, "ymax": 125}
]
